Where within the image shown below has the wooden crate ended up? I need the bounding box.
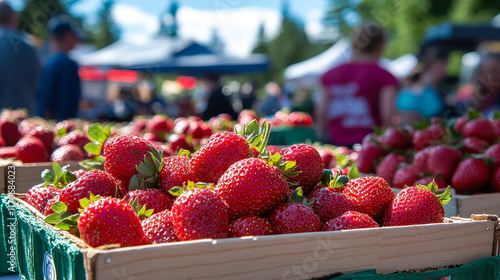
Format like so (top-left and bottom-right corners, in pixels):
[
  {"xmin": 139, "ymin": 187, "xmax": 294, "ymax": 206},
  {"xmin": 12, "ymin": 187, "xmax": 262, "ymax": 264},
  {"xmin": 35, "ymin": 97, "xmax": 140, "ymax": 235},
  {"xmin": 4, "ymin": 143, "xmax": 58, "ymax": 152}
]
[
  {"xmin": 446, "ymin": 193, "xmax": 500, "ymax": 218},
  {"xmin": 8, "ymin": 196, "xmax": 500, "ymax": 280}
]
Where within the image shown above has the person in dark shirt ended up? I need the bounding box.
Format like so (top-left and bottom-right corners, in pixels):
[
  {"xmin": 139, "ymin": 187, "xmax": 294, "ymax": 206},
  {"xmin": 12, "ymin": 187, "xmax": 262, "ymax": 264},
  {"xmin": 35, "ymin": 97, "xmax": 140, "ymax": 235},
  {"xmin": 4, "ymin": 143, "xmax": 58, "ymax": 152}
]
[
  {"xmin": 36, "ymin": 15, "xmax": 83, "ymax": 120},
  {"xmin": 200, "ymin": 74, "xmax": 237, "ymax": 120}
]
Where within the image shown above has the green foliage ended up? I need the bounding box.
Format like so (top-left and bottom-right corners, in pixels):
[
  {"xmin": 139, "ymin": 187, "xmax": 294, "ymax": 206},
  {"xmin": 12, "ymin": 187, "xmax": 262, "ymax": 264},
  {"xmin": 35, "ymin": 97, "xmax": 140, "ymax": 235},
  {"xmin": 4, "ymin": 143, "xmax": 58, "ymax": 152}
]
[
  {"xmin": 91, "ymin": 0, "xmax": 120, "ymax": 49},
  {"xmin": 17, "ymin": 0, "xmax": 74, "ymax": 39}
]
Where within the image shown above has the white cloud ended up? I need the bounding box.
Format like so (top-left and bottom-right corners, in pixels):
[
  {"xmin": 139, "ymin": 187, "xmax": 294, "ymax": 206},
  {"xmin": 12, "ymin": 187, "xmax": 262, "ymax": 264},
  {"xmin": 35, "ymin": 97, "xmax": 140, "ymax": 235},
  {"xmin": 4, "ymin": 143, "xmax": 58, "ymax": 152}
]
[{"xmin": 111, "ymin": 4, "xmax": 160, "ymax": 44}]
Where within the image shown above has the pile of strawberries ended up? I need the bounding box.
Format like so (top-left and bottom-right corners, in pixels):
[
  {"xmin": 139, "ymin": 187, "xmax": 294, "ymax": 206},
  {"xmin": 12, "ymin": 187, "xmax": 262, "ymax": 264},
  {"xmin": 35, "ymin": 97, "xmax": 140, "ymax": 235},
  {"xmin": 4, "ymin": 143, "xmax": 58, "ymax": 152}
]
[
  {"xmin": 358, "ymin": 111, "xmax": 500, "ymax": 194},
  {"xmin": 24, "ymin": 120, "xmax": 450, "ymax": 248},
  {"xmin": 239, "ymin": 109, "xmax": 314, "ymax": 129}
]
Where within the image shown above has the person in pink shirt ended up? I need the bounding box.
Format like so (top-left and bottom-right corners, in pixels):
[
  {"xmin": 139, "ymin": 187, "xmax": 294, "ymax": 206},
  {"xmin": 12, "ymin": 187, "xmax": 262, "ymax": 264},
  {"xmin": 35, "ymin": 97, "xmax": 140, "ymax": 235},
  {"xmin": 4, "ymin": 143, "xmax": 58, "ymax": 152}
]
[{"xmin": 316, "ymin": 20, "xmax": 399, "ymax": 146}]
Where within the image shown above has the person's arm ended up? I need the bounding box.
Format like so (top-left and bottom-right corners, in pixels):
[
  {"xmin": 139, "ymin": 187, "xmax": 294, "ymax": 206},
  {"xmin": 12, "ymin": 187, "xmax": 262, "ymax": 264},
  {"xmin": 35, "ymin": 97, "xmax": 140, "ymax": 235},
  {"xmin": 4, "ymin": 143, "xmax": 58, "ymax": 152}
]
[
  {"xmin": 315, "ymin": 85, "xmax": 329, "ymax": 140},
  {"xmin": 379, "ymin": 86, "xmax": 398, "ymax": 126}
]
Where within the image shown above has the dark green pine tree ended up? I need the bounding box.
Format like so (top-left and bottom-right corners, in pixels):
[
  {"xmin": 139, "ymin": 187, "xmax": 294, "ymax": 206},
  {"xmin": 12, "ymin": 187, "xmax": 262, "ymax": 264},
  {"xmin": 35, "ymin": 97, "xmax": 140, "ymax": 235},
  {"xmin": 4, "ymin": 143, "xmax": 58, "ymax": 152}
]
[
  {"xmin": 92, "ymin": 0, "xmax": 120, "ymax": 49},
  {"xmin": 159, "ymin": 0, "xmax": 178, "ymax": 37},
  {"xmin": 252, "ymin": 23, "xmax": 268, "ymax": 54},
  {"xmin": 209, "ymin": 28, "xmax": 225, "ymax": 53},
  {"xmin": 18, "ymin": 0, "xmax": 70, "ymax": 39}
]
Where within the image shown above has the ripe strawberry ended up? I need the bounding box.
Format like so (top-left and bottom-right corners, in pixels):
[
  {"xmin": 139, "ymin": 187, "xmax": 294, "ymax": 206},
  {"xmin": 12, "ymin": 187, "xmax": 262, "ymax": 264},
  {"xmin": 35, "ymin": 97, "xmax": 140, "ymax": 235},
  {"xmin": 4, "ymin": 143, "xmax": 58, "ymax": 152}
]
[
  {"xmin": 382, "ymin": 184, "xmax": 450, "ymax": 226},
  {"xmin": 55, "ymin": 120, "xmax": 78, "ymax": 133},
  {"xmin": 414, "ymin": 177, "xmax": 448, "ymax": 189},
  {"xmin": 123, "ymin": 189, "xmax": 173, "ymax": 214},
  {"xmin": 484, "ymin": 144, "xmax": 500, "ymax": 170},
  {"xmin": 0, "ymin": 146, "xmax": 17, "ymax": 158},
  {"xmin": 392, "ymin": 165, "xmax": 418, "ymax": 189},
  {"xmin": 491, "ymin": 167, "xmax": 500, "ymax": 193},
  {"xmin": 454, "ymin": 116, "xmax": 467, "ymax": 133},
  {"xmin": 167, "ymin": 134, "xmax": 193, "ymax": 152},
  {"xmin": 379, "ymin": 127, "xmax": 412, "ymax": 150},
  {"xmin": 159, "ymin": 156, "xmax": 194, "ymax": 192},
  {"xmin": 451, "ymin": 158, "xmax": 490, "ymax": 194},
  {"xmin": 146, "ymin": 115, "xmax": 172, "ymax": 136},
  {"xmin": 228, "ymin": 215, "xmax": 275, "ymax": 237},
  {"xmin": 73, "ymin": 169, "xmax": 87, "ymax": 178},
  {"xmin": 375, "ymin": 153, "xmax": 408, "ymax": 185},
  {"xmin": 357, "ymin": 142, "xmax": 386, "ymax": 173},
  {"xmin": 143, "ymin": 132, "xmax": 161, "ymax": 142},
  {"xmin": 78, "ymin": 197, "xmax": 147, "ymax": 247},
  {"xmin": 461, "ymin": 137, "xmax": 488, "ymax": 154},
  {"xmin": 426, "ymin": 145, "xmax": 462, "ymax": 180},
  {"xmin": 318, "ymin": 148, "xmax": 335, "ymax": 169},
  {"xmin": 412, "ymin": 147, "xmax": 432, "ymax": 174},
  {"xmin": 15, "ymin": 136, "xmax": 48, "ymax": 163},
  {"xmin": 43, "ymin": 195, "xmax": 59, "ymax": 216},
  {"xmin": 0, "ymin": 136, "xmax": 5, "ymax": 147},
  {"xmin": 171, "ymin": 187, "xmax": 229, "ymax": 241},
  {"xmin": 412, "ymin": 124, "xmax": 446, "ymax": 151},
  {"xmin": 344, "ymin": 177, "xmax": 395, "ymax": 219},
  {"xmin": 191, "ymin": 131, "xmax": 250, "ymax": 184},
  {"xmin": 308, "ymin": 188, "xmax": 357, "ymax": 223},
  {"xmin": 57, "ymin": 131, "xmax": 91, "ymax": 150},
  {"xmin": 491, "ymin": 119, "xmax": 500, "ymax": 138},
  {"xmin": 18, "ymin": 118, "xmax": 45, "ymax": 135},
  {"xmin": 25, "ymin": 185, "xmax": 62, "ymax": 213},
  {"xmin": 26, "ymin": 126, "xmax": 54, "ymax": 151},
  {"xmin": 463, "ymin": 118, "xmax": 496, "ymax": 143},
  {"xmin": 188, "ymin": 121, "xmax": 206, "ymax": 140},
  {"xmin": 50, "ymin": 144, "xmax": 85, "ymax": 163},
  {"xmin": 142, "ymin": 210, "xmax": 179, "ymax": 244},
  {"xmin": 267, "ymin": 145, "xmax": 281, "ymax": 155},
  {"xmin": 322, "ymin": 211, "xmax": 379, "ymax": 231},
  {"xmin": 216, "ymin": 158, "xmax": 288, "ymax": 217},
  {"xmin": 0, "ymin": 118, "xmax": 20, "ymax": 146},
  {"xmin": 268, "ymin": 202, "xmax": 320, "ymax": 234},
  {"xmin": 59, "ymin": 170, "xmax": 118, "ymax": 213},
  {"xmin": 281, "ymin": 144, "xmax": 324, "ymax": 195},
  {"xmin": 103, "ymin": 135, "xmax": 153, "ymax": 182}
]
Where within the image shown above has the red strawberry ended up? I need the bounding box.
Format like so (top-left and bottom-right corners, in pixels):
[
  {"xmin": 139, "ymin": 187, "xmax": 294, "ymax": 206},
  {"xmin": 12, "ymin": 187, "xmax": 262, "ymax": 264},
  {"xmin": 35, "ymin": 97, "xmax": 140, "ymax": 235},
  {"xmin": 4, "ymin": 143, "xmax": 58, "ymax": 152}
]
[
  {"xmin": 191, "ymin": 131, "xmax": 250, "ymax": 184},
  {"xmin": 414, "ymin": 177, "xmax": 448, "ymax": 189},
  {"xmin": 0, "ymin": 118, "xmax": 20, "ymax": 146},
  {"xmin": 426, "ymin": 145, "xmax": 462, "ymax": 181},
  {"xmin": 375, "ymin": 153, "xmax": 408, "ymax": 185},
  {"xmin": 50, "ymin": 144, "xmax": 85, "ymax": 163},
  {"xmin": 461, "ymin": 137, "xmax": 488, "ymax": 154},
  {"xmin": 15, "ymin": 136, "xmax": 48, "ymax": 163},
  {"xmin": 268, "ymin": 202, "xmax": 320, "ymax": 234},
  {"xmin": 146, "ymin": 115, "xmax": 172, "ymax": 136},
  {"xmin": 25, "ymin": 185, "xmax": 61, "ymax": 213},
  {"xmin": 379, "ymin": 127, "xmax": 412, "ymax": 150},
  {"xmin": 281, "ymin": 144, "xmax": 324, "ymax": 195},
  {"xmin": 308, "ymin": 188, "xmax": 357, "ymax": 223},
  {"xmin": 188, "ymin": 121, "xmax": 205, "ymax": 140},
  {"xmin": 392, "ymin": 165, "xmax": 418, "ymax": 189},
  {"xmin": 484, "ymin": 144, "xmax": 500, "ymax": 170},
  {"xmin": 491, "ymin": 119, "xmax": 500, "ymax": 138},
  {"xmin": 73, "ymin": 169, "xmax": 87, "ymax": 178},
  {"xmin": 167, "ymin": 134, "xmax": 193, "ymax": 152},
  {"xmin": 228, "ymin": 215, "xmax": 275, "ymax": 237},
  {"xmin": 412, "ymin": 147, "xmax": 432, "ymax": 174},
  {"xmin": 267, "ymin": 145, "xmax": 281, "ymax": 155},
  {"xmin": 322, "ymin": 211, "xmax": 378, "ymax": 231},
  {"xmin": 318, "ymin": 148, "xmax": 335, "ymax": 169},
  {"xmin": 491, "ymin": 167, "xmax": 500, "ymax": 193},
  {"xmin": 0, "ymin": 146, "xmax": 17, "ymax": 158},
  {"xmin": 171, "ymin": 187, "xmax": 229, "ymax": 241},
  {"xmin": 57, "ymin": 131, "xmax": 91, "ymax": 151},
  {"xmin": 451, "ymin": 158, "xmax": 490, "ymax": 194},
  {"xmin": 123, "ymin": 189, "xmax": 173, "ymax": 214},
  {"xmin": 78, "ymin": 197, "xmax": 147, "ymax": 247},
  {"xmin": 103, "ymin": 135, "xmax": 153, "ymax": 182},
  {"xmin": 463, "ymin": 118, "xmax": 496, "ymax": 143},
  {"xmin": 26, "ymin": 126, "xmax": 54, "ymax": 151},
  {"xmin": 454, "ymin": 116, "xmax": 467, "ymax": 133},
  {"xmin": 142, "ymin": 210, "xmax": 179, "ymax": 244},
  {"xmin": 412, "ymin": 124, "xmax": 446, "ymax": 151},
  {"xmin": 357, "ymin": 142, "xmax": 386, "ymax": 173},
  {"xmin": 344, "ymin": 177, "xmax": 395, "ymax": 219},
  {"xmin": 159, "ymin": 156, "xmax": 194, "ymax": 192},
  {"xmin": 172, "ymin": 118, "xmax": 190, "ymax": 134},
  {"xmin": 143, "ymin": 132, "xmax": 161, "ymax": 142},
  {"xmin": 0, "ymin": 136, "xmax": 5, "ymax": 147},
  {"xmin": 18, "ymin": 118, "xmax": 45, "ymax": 135},
  {"xmin": 43, "ymin": 195, "xmax": 60, "ymax": 215},
  {"xmin": 382, "ymin": 184, "xmax": 449, "ymax": 226},
  {"xmin": 55, "ymin": 120, "xmax": 78, "ymax": 133},
  {"xmin": 59, "ymin": 170, "xmax": 118, "ymax": 213},
  {"xmin": 216, "ymin": 158, "xmax": 288, "ymax": 217}
]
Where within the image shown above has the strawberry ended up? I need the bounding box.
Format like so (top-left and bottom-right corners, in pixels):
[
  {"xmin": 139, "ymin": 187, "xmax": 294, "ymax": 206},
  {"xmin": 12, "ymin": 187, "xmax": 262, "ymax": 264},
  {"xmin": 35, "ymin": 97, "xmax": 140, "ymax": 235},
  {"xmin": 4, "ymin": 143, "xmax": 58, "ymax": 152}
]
[
  {"xmin": 103, "ymin": 135, "xmax": 153, "ymax": 182},
  {"xmin": 414, "ymin": 177, "xmax": 448, "ymax": 189},
  {"xmin": 171, "ymin": 187, "xmax": 229, "ymax": 241},
  {"xmin": 50, "ymin": 144, "xmax": 85, "ymax": 163},
  {"xmin": 78, "ymin": 197, "xmax": 147, "ymax": 247},
  {"xmin": 59, "ymin": 170, "xmax": 118, "ymax": 213},
  {"xmin": 0, "ymin": 118, "xmax": 20, "ymax": 146},
  {"xmin": 426, "ymin": 145, "xmax": 462, "ymax": 181},
  {"xmin": 412, "ymin": 124, "xmax": 446, "ymax": 151},
  {"xmin": 142, "ymin": 210, "xmax": 179, "ymax": 244},
  {"xmin": 318, "ymin": 148, "xmax": 335, "ymax": 169},
  {"xmin": 15, "ymin": 136, "xmax": 48, "ymax": 163},
  {"xmin": 308, "ymin": 188, "xmax": 356, "ymax": 223},
  {"xmin": 167, "ymin": 134, "xmax": 193, "ymax": 152},
  {"xmin": 143, "ymin": 132, "xmax": 161, "ymax": 142},
  {"xmin": 57, "ymin": 130, "xmax": 91, "ymax": 150},
  {"xmin": 451, "ymin": 158, "xmax": 490, "ymax": 194},
  {"xmin": 382, "ymin": 183, "xmax": 450, "ymax": 226},
  {"xmin": 322, "ymin": 211, "xmax": 378, "ymax": 231},
  {"xmin": 463, "ymin": 118, "xmax": 496, "ymax": 143},
  {"xmin": 392, "ymin": 165, "xmax": 418, "ymax": 189},
  {"xmin": 491, "ymin": 119, "xmax": 500, "ymax": 138},
  {"xmin": 18, "ymin": 118, "xmax": 45, "ymax": 135},
  {"xmin": 0, "ymin": 146, "xmax": 17, "ymax": 158},
  {"xmin": 26, "ymin": 126, "xmax": 54, "ymax": 151},
  {"xmin": 123, "ymin": 189, "xmax": 173, "ymax": 214},
  {"xmin": 228, "ymin": 215, "xmax": 275, "ymax": 237},
  {"xmin": 344, "ymin": 177, "xmax": 395, "ymax": 219},
  {"xmin": 483, "ymin": 144, "xmax": 500, "ymax": 170},
  {"xmin": 191, "ymin": 131, "xmax": 250, "ymax": 184},
  {"xmin": 461, "ymin": 137, "xmax": 488, "ymax": 154},
  {"xmin": 375, "ymin": 153, "xmax": 408, "ymax": 185},
  {"xmin": 216, "ymin": 158, "xmax": 289, "ymax": 217},
  {"xmin": 357, "ymin": 142, "xmax": 386, "ymax": 173},
  {"xmin": 146, "ymin": 115, "xmax": 172, "ymax": 136},
  {"xmin": 491, "ymin": 167, "xmax": 500, "ymax": 193},
  {"xmin": 25, "ymin": 185, "xmax": 62, "ymax": 213},
  {"xmin": 73, "ymin": 169, "xmax": 87, "ymax": 178},
  {"xmin": 454, "ymin": 116, "xmax": 467, "ymax": 133},
  {"xmin": 268, "ymin": 202, "xmax": 320, "ymax": 234},
  {"xmin": 43, "ymin": 195, "xmax": 59, "ymax": 215},
  {"xmin": 281, "ymin": 144, "xmax": 324, "ymax": 195},
  {"xmin": 159, "ymin": 156, "xmax": 194, "ymax": 192},
  {"xmin": 267, "ymin": 145, "xmax": 281, "ymax": 155},
  {"xmin": 54, "ymin": 120, "xmax": 78, "ymax": 133},
  {"xmin": 0, "ymin": 136, "xmax": 5, "ymax": 147},
  {"xmin": 412, "ymin": 147, "xmax": 432, "ymax": 174},
  {"xmin": 187, "ymin": 121, "xmax": 206, "ymax": 140},
  {"xmin": 379, "ymin": 127, "xmax": 412, "ymax": 150}
]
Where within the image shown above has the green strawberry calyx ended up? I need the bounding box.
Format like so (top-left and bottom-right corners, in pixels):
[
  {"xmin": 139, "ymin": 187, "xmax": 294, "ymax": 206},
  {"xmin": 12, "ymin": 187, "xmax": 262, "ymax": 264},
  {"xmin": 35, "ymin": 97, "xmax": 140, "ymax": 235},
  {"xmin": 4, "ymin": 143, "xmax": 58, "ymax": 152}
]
[
  {"xmin": 414, "ymin": 180, "xmax": 452, "ymax": 206},
  {"xmin": 286, "ymin": 187, "xmax": 314, "ymax": 206},
  {"xmin": 263, "ymin": 152, "xmax": 301, "ymax": 184},
  {"xmin": 129, "ymin": 145, "xmax": 164, "ymax": 190},
  {"xmin": 80, "ymin": 123, "xmax": 112, "ymax": 170},
  {"xmin": 169, "ymin": 181, "xmax": 213, "ymax": 196},
  {"xmin": 41, "ymin": 162, "xmax": 78, "ymax": 189},
  {"xmin": 235, "ymin": 119, "xmax": 271, "ymax": 157}
]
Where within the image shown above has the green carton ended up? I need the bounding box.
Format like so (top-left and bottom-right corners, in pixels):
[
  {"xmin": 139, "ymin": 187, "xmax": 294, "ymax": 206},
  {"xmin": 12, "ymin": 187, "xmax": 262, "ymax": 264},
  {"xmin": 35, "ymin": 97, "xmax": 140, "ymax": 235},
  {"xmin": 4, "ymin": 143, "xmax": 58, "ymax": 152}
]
[{"xmin": 268, "ymin": 127, "xmax": 317, "ymax": 145}]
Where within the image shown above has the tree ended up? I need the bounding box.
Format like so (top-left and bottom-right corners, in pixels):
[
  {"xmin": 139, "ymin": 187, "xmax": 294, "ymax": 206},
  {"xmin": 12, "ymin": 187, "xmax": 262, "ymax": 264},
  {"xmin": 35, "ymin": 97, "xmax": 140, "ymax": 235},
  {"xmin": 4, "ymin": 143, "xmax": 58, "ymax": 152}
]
[
  {"xmin": 18, "ymin": 0, "xmax": 71, "ymax": 39},
  {"xmin": 159, "ymin": 0, "xmax": 178, "ymax": 37},
  {"xmin": 253, "ymin": 23, "xmax": 268, "ymax": 54},
  {"xmin": 209, "ymin": 29, "xmax": 225, "ymax": 53},
  {"xmin": 92, "ymin": 0, "xmax": 120, "ymax": 49}
]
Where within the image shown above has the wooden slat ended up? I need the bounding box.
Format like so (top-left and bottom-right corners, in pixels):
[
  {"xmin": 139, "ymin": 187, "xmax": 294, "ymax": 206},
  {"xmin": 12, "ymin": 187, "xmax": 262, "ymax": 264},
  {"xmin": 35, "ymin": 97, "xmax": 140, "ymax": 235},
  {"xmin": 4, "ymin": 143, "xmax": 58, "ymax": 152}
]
[
  {"xmin": 9, "ymin": 162, "xmax": 80, "ymax": 193},
  {"xmin": 456, "ymin": 193, "xmax": 500, "ymax": 217}
]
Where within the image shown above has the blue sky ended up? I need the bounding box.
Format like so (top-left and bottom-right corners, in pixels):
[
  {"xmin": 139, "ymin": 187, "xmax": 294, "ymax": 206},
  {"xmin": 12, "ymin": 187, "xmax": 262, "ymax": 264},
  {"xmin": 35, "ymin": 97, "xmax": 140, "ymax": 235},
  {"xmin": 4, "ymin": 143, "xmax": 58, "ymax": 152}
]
[{"xmin": 10, "ymin": 0, "xmax": 330, "ymax": 56}]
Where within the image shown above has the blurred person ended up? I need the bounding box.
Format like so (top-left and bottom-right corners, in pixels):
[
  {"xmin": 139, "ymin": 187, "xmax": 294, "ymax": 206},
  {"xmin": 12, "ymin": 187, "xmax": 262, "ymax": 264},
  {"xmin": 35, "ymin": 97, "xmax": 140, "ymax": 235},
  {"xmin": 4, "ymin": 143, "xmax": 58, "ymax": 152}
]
[
  {"xmin": 0, "ymin": 0, "xmax": 41, "ymax": 114},
  {"xmin": 467, "ymin": 53, "xmax": 500, "ymax": 114},
  {"xmin": 36, "ymin": 15, "xmax": 84, "ymax": 120},
  {"xmin": 396, "ymin": 47, "xmax": 448, "ymax": 125},
  {"xmin": 316, "ymin": 20, "xmax": 399, "ymax": 146},
  {"xmin": 134, "ymin": 77, "xmax": 166, "ymax": 116},
  {"xmin": 240, "ymin": 81, "xmax": 257, "ymax": 110},
  {"xmin": 260, "ymin": 82, "xmax": 282, "ymax": 116},
  {"xmin": 198, "ymin": 74, "xmax": 237, "ymax": 120},
  {"xmin": 105, "ymin": 87, "xmax": 136, "ymax": 121}
]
